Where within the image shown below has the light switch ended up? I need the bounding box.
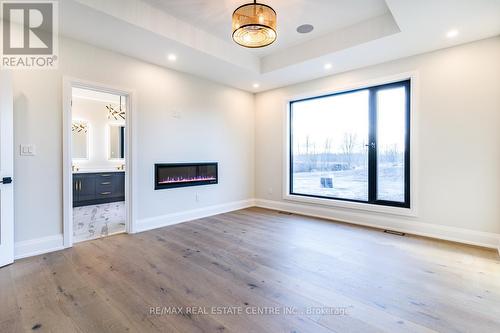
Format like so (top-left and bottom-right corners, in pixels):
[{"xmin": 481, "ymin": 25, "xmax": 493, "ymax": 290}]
[
  {"xmin": 172, "ymin": 109, "xmax": 182, "ymax": 119},
  {"xmin": 20, "ymin": 144, "xmax": 36, "ymax": 156}
]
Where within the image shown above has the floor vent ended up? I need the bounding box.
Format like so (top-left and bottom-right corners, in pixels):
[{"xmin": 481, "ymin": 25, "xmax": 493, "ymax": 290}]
[
  {"xmin": 278, "ymin": 211, "xmax": 293, "ymax": 215},
  {"xmin": 384, "ymin": 230, "xmax": 406, "ymax": 236}
]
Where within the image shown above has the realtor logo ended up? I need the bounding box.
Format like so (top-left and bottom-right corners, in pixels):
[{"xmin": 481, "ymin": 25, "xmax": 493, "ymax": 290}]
[{"xmin": 1, "ymin": 1, "xmax": 58, "ymax": 69}]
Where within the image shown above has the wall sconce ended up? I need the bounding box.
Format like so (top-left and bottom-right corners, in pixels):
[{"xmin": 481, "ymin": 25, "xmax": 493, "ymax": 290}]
[{"xmin": 72, "ymin": 121, "xmax": 88, "ymax": 133}]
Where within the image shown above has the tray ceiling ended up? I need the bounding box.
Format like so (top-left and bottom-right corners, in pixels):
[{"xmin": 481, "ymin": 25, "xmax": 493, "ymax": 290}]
[{"xmin": 61, "ymin": 0, "xmax": 500, "ymax": 92}]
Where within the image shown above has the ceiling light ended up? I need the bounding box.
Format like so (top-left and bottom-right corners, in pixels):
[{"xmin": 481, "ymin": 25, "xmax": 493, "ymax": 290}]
[
  {"xmin": 232, "ymin": 0, "xmax": 277, "ymax": 48},
  {"xmin": 253, "ymin": 83, "xmax": 260, "ymax": 89},
  {"xmin": 167, "ymin": 54, "xmax": 177, "ymax": 61},
  {"xmin": 297, "ymin": 24, "xmax": 314, "ymax": 34},
  {"xmin": 324, "ymin": 63, "xmax": 332, "ymax": 70},
  {"xmin": 446, "ymin": 29, "xmax": 459, "ymax": 38}
]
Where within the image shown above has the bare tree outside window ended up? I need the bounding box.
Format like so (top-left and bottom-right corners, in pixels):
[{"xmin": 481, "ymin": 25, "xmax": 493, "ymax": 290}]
[{"xmin": 341, "ymin": 132, "xmax": 357, "ymax": 169}]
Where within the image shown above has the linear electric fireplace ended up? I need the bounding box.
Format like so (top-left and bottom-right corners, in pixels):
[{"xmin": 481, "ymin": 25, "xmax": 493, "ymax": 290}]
[{"xmin": 155, "ymin": 163, "xmax": 218, "ymax": 190}]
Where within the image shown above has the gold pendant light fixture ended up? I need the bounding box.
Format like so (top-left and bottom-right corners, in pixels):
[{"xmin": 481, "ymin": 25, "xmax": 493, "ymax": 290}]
[
  {"xmin": 106, "ymin": 95, "xmax": 126, "ymax": 121},
  {"xmin": 232, "ymin": 0, "xmax": 277, "ymax": 48}
]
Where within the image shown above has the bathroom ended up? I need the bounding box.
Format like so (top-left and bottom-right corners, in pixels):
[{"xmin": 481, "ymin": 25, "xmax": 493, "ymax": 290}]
[{"xmin": 71, "ymin": 87, "xmax": 127, "ymax": 243}]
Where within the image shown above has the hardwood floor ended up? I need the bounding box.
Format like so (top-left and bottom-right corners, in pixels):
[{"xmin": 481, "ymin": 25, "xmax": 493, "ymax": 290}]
[{"xmin": 1, "ymin": 207, "xmax": 499, "ymax": 332}]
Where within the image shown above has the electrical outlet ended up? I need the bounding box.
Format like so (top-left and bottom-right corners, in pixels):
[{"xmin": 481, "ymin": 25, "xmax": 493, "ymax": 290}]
[{"xmin": 267, "ymin": 187, "xmax": 273, "ymax": 195}]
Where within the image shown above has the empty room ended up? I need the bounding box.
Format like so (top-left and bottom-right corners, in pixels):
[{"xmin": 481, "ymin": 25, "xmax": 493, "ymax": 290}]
[{"xmin": 1, "ymin": 0, "xmax": 500, "ymax": 332}]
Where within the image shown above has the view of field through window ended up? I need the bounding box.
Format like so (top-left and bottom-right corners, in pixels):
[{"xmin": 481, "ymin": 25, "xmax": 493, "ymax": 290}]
[
  {"xmin": 377, "ymin": 87, "xmax": 406, "ymax": 202},
  {"xmin": 290, "ymin": 86, "xmax": 406, "ymax": 203}
]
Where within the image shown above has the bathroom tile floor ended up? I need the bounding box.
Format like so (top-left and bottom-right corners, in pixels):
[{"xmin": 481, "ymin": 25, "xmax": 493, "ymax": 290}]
[{"xmin": 73, "ymin": 201, "xmax": 126, "ymax": 243}]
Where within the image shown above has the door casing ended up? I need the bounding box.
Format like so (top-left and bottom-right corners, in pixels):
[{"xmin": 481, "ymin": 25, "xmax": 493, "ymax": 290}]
[
  {"xmin": 62, "ymin": 77, "xmax": 137, "ymax": 248},
  {"xmin": 0, "ymin": 70, "xmax": 14, "ymax": 267}
]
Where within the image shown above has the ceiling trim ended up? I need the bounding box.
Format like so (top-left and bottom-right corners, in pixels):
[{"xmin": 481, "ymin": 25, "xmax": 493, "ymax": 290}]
[
  {"xmin": 73, "ymin": 0, "xmax": 260, "ymax": 72},
  {"xmin": 261, "ymin": 12, "xmax": 401, "ymax": 73}
]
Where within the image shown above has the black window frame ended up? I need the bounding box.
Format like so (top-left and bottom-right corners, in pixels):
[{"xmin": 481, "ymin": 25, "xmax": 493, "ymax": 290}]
[{"xmin": 289, "ymin": 79, "xmax": 411, "ymax": 209}]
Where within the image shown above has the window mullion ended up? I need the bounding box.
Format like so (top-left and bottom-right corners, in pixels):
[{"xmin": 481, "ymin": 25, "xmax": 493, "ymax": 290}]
[
  {"xmin": 404, "ymin": 81, "xmax": 411, "ymax": 206},
  {"xmin": 368, "ymin": 88, "xmax": 378, "ymax": 203}
]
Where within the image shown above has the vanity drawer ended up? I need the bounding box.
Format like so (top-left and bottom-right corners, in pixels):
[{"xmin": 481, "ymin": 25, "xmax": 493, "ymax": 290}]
[
  {"xmin": 96, "ymin": 183, "xmax": 113, "ymax": 193},
  {"xmin": 96, "ymin": 190, "xmax": 114, "ymax": 199},
  {"xmin": 98, "ymin": 173, "xmax": 114, "ymax": 179},
  {"xmin": 96, "ymin": 173, "xmax": 123, "ymax": 197}
]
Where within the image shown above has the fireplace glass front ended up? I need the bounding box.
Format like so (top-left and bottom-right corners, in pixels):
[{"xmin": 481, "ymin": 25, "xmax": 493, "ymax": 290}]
[{"xmin": 155, "ymin": 163, "xmax": 218, "ymax": 190}]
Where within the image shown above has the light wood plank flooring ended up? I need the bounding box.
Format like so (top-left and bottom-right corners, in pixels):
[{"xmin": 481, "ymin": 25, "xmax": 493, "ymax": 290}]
[{"xmin": 1, "ymin": 208, "xmax": 500, "ymax": 332}]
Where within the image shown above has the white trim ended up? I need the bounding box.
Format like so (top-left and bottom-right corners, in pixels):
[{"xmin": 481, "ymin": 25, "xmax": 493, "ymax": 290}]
[
  {"xmin": 135, "ymin": 199, "xmax": 256, "ymax": 233},
  {"xmin": 72, "ymin": 89, "xmax": 122, "ymax": 105},
  {"xmin": 284, "ymin": 71, "xmax": 420, "ymax": 104},
  {"xmin": 14, "ymin": 200, "xmax": 254, "ymax": 260},
  {"xmin": 62, "ymin": 77, "xmax": 138, "ymax": 247},
  {"xmin": 14, "ymin": 235, "xmax": 64, "ymax": 260},
  {"xmin": 13, "ymin": 200, "xmax": 500, "ymax": 259},
  {"xmin": 62, "ymin": 78, "xmax": 72, "ymax": 247},
  {"xmin": 283, "ymin": 194, "xmax": 416, "ymax": 217},
  {"xmin": 255, "ymin": 199, "xmax": 500, "ymax": 250},
  {"xmin": 0, "ymin": 70, "xmax": 14, "ymax": 267},
  {"xmin": 282, "ymin": 71, "xmax": 420, "ymax": 217}
]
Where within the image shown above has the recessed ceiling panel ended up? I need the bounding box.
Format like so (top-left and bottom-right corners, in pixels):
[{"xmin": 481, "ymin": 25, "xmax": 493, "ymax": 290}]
[
  {"xmin": 64, "ymin": 0, "xmax": 500, "ymax": 92},
  {"xmin": 141, "ymin": 0, "xmax": 390, "ymax": 56}
]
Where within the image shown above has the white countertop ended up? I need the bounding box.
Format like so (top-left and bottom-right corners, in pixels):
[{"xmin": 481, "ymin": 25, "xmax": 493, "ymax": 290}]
[{"xmin": 73, "ymin": 169, "xmax": 125, "ymax": 174}]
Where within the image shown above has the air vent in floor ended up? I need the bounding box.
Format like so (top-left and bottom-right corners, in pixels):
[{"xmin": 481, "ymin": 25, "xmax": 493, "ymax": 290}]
[{"xmin": 384, "ymin": 230, "xmax": 406, "ymax": 236}]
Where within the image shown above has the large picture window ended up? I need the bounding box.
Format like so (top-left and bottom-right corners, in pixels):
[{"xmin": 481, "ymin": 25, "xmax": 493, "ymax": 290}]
[{"xmin": 289, "ymin": 80, "xmax": 410, "ymax": 208}]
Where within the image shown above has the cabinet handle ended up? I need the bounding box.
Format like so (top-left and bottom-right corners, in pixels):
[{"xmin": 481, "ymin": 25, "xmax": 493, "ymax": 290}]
[
  {"xmin": 100, "ymin": 192, "xmax": 111, "ymax": 195},
  {"xmin": 78, "ymin": 180, "xmax": 82, "ymax": 191},
  {"xmin": 101, "ymin": 182, "xmax": 111, "ymax": 185},
  {"xmin": 101, "ymin": 174, "xmax": 111, "ymax": 177}
]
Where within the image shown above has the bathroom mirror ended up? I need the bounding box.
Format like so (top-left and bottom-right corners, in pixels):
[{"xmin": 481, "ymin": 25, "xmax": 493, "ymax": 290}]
[
  {"xmin": 109, "ymin": 124, "xmax": 125, "ymax": 160},
  {"xmin": 72, "ymin": 120, "xmax": 89, "ymax": 160}
]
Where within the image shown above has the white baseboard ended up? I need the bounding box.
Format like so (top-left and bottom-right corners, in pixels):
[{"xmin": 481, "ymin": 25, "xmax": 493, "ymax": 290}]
[
  {"xmin": 255, "ymin": 199, "xmax": 500, "ymax": 250},
  {"xmin": 14, "ymin": 198, "xmax": 499, "ymax": 260},
  {"xmin": 135, "ymin": 199, "xmax": 256, "ymax": 233},
  {"xmin": 14, "ymin": 234, "xmax": 65, "ymax": 260},
  {"xmin": 13, "ymin": 200, "xmax": 255, "ymax": 261}
]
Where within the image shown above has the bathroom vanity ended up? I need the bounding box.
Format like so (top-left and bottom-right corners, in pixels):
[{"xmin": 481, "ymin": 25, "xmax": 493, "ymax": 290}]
[{"xmin": 73, "ymin": 171, "xmax": 125, "ymax": 207}]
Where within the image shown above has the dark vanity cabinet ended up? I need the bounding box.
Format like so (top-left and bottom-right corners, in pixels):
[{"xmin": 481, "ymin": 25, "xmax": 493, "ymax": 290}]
[
  {"xmin": 75, "ymin": 174, "xmax": 96, "ymax": 202},
  {"xmin": 73, "ymin": 172, "xmax": 125, "ymax": 207}
]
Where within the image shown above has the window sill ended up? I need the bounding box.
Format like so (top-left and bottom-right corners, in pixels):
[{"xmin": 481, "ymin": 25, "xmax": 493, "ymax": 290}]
[{"xmin": 283, "ymin": 194, "xmax": 417, "ymax": 217}]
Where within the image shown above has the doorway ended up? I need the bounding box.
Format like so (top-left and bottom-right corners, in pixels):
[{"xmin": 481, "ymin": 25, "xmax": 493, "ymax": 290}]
[
  {"xmin": 63, "ymin": 79, "xmax": 135, "ymax": 246},
  {"xmin": 0, "ymin": 71, "xmax": 14, "ymax": 267}
]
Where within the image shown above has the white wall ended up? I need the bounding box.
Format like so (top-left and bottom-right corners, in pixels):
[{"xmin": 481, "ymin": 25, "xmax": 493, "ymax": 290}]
[
  {"xmin": 72, "ymin": 97, "xmax": 125, "ymax": 170},
  {"xmin": 12, "ymin": 34, "xmax": 500, "ymax": 252},
  {"xmin": 255, "ymin": 37, "xmax": 500, "ymax": 236},
  {"xmin": 13, "ymin": 37, "xmax": 255, "ymax": 243}
]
